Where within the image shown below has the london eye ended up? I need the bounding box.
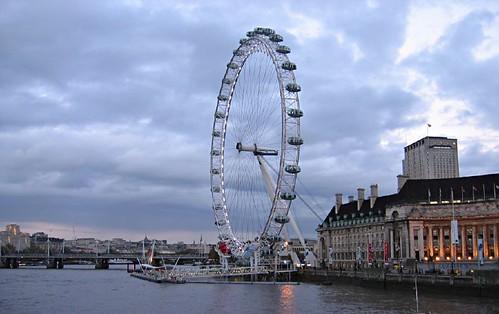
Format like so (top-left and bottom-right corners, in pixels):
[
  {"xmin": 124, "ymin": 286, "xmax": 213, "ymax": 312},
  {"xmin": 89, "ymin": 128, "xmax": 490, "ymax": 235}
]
[{"xmin": 210, "ymin": 27, "xmax": 303, "ymax": 257}]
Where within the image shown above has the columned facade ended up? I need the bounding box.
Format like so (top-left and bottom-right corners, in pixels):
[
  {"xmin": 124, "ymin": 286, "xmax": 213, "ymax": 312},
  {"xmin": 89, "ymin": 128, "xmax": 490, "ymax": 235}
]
[{"xmin": 317, "ymin": 173, "xmax": 499, "ymax": 269}]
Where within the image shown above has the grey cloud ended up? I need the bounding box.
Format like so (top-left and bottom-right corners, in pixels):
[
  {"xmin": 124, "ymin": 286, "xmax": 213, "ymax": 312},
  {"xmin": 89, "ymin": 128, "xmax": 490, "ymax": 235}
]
[{"xmin": 0, "ymin": 1, "xmax": 497, "ymax": 241}]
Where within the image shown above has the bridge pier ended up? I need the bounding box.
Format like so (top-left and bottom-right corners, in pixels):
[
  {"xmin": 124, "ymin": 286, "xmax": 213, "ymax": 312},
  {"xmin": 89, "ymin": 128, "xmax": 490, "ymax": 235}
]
[
  {"xmin": 95, "ymin": 258, "xmax": 109, "ymax": 270},
  {"xmin": 46, "ymin": 258, "xmax": 64, "ymax": 269},
  {"xmin": 1, "ymin": 258, "xmax": 19, "ymax": 269}
]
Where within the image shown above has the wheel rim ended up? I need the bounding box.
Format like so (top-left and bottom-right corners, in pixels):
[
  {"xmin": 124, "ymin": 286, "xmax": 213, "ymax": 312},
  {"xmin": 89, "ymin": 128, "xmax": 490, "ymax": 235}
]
[{"xmin": 210, "ymin": 28, "xmax": 302, "ymax": 256}]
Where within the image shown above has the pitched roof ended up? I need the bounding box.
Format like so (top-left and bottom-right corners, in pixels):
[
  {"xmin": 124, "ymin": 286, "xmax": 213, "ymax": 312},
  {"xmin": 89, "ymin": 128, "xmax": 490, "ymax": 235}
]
[{"xmin": 321, "ymin": 173, "xmax": 499, "ymax": 225}]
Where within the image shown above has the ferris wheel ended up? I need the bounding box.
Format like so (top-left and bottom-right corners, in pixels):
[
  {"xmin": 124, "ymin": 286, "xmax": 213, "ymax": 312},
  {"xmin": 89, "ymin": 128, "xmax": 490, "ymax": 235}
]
[{"xmin": 210, "ymin": 27, "xmax": 303, "ymax": 257}]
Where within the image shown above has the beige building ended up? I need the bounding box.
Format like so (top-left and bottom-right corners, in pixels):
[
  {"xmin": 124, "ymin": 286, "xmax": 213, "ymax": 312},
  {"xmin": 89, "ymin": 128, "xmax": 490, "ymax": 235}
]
[
  {"xmin": 399, "ymin": 137, "xmax": 459, "ymax": 190},
  {"xmin": 318, "ymin": 174, "xmax": 499, "ymax": 269},
  {"xmin": 0, "ymin": 224, "xmax": 31, "ymax": 251}
]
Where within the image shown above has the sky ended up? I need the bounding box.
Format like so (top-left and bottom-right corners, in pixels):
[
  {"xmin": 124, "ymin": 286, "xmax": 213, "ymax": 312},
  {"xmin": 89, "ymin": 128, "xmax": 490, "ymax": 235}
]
[{"xmin": 1, "ymin": 0, "xmax": 498, "ymax": 242}]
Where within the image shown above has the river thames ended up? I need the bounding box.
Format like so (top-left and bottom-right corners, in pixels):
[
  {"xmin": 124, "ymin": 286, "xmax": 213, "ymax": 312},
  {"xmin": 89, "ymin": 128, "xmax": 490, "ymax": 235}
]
[{"xmin": 1, "ymin": 266, "xmax": 498, "ymax": 313}]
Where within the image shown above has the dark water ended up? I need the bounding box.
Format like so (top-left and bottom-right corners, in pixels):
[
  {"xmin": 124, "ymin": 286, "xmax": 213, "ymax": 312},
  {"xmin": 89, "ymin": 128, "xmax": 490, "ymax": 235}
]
[{"xmin": 0, "ymin": 266, "xmax": 497, "ymax": 313}]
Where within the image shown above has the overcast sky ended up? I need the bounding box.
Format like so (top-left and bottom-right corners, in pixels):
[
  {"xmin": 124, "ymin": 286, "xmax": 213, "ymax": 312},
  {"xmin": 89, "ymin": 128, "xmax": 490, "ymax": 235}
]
[{"xmin": 1, "ymin": 0, "xmax": 498, "ymax": 242}]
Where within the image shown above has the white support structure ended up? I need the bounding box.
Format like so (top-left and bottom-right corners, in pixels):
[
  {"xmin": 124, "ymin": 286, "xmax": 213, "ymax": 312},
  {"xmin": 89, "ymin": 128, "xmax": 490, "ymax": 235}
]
[
  {"xmin": 257, "ymin": 155, "xmax": 315, "ymax": 266},
  {"xmin": 257, "ymin": 155, "xmax": 277, "ymax": 201}
]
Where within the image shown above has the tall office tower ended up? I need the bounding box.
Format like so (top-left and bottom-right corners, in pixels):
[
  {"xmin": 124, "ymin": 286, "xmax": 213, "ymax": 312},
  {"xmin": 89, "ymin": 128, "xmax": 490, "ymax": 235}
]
[{"xmin": 398, "ymin": 136, "xmax": 459, "ymax": 189}]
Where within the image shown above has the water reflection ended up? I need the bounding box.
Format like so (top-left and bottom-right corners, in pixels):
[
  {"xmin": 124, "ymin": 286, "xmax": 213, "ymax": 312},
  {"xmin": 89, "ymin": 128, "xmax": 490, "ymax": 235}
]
[
  {"xmin": 279, "ymin": 285, "xmax": 295, "ymax": 314},
  {"xmin": 1, "ymin": 268, "xmax": 498, "ymax": 314}
]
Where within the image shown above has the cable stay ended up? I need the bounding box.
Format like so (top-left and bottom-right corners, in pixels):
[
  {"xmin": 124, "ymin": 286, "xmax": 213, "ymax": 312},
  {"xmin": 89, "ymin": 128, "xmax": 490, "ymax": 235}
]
[{"xmin": 261, "ymin": 157, "xmax": 325, "ymax": 223}]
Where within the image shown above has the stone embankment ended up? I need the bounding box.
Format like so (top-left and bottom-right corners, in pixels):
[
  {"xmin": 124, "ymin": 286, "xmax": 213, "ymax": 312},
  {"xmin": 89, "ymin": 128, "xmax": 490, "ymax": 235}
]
[{"xmin": 297, "ymin": 268, "xmax": 499, "ymax": 298}]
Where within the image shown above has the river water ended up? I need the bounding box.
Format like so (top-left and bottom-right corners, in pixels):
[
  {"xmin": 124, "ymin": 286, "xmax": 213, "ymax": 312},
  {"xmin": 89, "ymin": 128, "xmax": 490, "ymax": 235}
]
[{"xmin": 0, "ymin": 266, "xmax": 497, "ymax": 313}]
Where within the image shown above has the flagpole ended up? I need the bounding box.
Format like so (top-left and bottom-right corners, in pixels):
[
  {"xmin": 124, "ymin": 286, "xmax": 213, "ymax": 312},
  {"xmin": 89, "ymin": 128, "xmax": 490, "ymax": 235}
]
[
  {"xmin": 451, "ymin": 188, "xmax": 456, "ymax": 274},
  {"xmin": 483, "ymin": 184, "xmax": 486, "ymax": 200}
]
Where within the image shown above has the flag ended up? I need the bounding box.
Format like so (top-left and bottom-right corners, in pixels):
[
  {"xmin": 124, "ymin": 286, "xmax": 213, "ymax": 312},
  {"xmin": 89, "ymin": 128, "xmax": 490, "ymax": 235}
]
[
  {"xmin": 461, "ymin": 186, "xmax": 465, "ymax": 202},
  {"xmin": 494, "ymin": 183, "xmax": 497, "ymax": 199},
  {"xmin": 450, "ymin": 188, "xmax": 454, "ymax": 203},
  {"xmin": 427, "ymin": 123, "xmax": 432, "ymax": 127},
  {"xmin": 478, "ymin": 239, "xmax": 484, "ymax": 266},
  {"xmin": 451, "ymin": 220, "xmax": 459, "ymax": 245},
  {"xmin": 427, "ymin": 188, "xmax": 431, "ymax": 203}
]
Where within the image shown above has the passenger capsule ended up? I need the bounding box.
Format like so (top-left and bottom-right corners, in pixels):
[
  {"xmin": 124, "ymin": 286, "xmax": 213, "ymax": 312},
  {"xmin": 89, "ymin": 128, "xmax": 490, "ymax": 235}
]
[
  {"xmin": 233, "ymin": 49, "xmax": 245, "ymax": 56},
  {"xmin": 269, "ymin": 34, "xmax": 283, "ymax": 42},
  {"xmin": 215, "ymin": 220, "xmax": 226, "ymax": 226},
  {"xmin": 223, "ymin": 78, "xmax": 233, "ymax": 84},
  {"xmin": 215, "ymin": 111, "xmax": 225, "ymax": 119},
  {"xmin": 227, "ymin": 62, "xmax": 239, "ymax": 70},
  {"xmin": 276, "ymin": 45, "xmax": 291, "ymax": 54},
  {"xmin": 254, "ymin": 27, "xmax": 265, "ymax": 35},
  {"xmin": 286, "ymin": 108, "xmax": 303, "ymax": 118},
  {"xmin": 214, "ymin": 205, "xmax": 223, "ymax": 211},
  {"xmin": 218, "ymin": 94, "xmax": 228, "ymax": 101},
  {"xmin": 274, "ymin": 215, "xmax": 290, "ymax": 224},
  {"xmin": 262, "ymin": 28, "xmax": 275, "ymax": 36},
  {"xmin": 280, "ymin": 192, "xmax": 296, "ymax": 200},
  {"xmin": 211, "ymin": 150, "xmax": 221, "ymax": 156},
  {"xmin": 267, "ymin": 235, "xmax": 282, "ymax": 242},
  {"xmin": 246, "ymin": 31, "xmax": 257, "ymax": 37},
  {"xmin": 211, "ymin": 186, "xmax": 221, "ymax": 192},
  {"xmin": 239, "ymin": 38, "xmax": 249, "ymax": 45},
  {"xmin": 285, "ymin": 83, "xmax": 301, "ymax": 93},
  {"xmin": 287, "ymin": 136, "xmax": 303, "ymax": 146},
  {"xmin": 281, "ymin": 61, "xmax": 297, "ymax": 71},
  {"xmin": 212, "ymin": 130, "xmax": 221, "ymax": 137},
  {"xmin": 211, "ymin": 168, "xmax": 220, "ymax": 175},
  {"xmin": 285, "ymin": 164, "xmax": 301, "ymax": 174}
]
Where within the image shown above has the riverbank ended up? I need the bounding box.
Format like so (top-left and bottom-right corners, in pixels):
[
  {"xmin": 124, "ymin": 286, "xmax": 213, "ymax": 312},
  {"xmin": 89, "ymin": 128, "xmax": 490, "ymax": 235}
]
[{"xmin": 297, "ymin": 268, "xmax": 499, "ymax": 298}]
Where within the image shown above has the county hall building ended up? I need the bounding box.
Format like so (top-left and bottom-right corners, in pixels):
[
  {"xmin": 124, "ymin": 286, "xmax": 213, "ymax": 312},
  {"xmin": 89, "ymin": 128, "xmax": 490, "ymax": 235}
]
[{"xmin": 317, "ymin": 173, "xmax": 499, "ymax": 269}]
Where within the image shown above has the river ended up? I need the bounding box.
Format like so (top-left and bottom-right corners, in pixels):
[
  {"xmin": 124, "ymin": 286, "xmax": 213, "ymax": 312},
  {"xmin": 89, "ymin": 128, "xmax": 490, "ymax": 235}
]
[{"xmin": 0, "ymin": 266, "xmax": 497, "ymax": 313}]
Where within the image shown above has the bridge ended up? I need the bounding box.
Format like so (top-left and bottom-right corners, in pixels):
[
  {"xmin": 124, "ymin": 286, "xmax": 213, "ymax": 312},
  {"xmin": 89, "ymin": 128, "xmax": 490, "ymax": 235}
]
[{"xmin": 0, "ymin": 252, "xmax": 208, "ymax": 270}]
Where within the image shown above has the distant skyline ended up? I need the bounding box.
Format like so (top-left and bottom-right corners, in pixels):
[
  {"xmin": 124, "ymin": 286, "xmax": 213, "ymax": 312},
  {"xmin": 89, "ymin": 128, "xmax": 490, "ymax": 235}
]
[{"xmin": 1, "ymin": 0, "xmax": 498, "ymax": 242}]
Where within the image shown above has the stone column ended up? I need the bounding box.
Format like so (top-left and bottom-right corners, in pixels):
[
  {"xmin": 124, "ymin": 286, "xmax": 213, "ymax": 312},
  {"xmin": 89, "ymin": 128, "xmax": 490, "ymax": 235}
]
[
  {"xmin": 472, "ymin": 226, "xmax": 478, "ymax": 258},
  {"xmin": 418, "ymin": 228, "xmax": 424, "ymax": 260},
  {"xmin": 439, "ymin": 227, "xmax": 444, "ymax": 258},
  {"xmin": 390, "ymin": 229, "xmax": 394, "ymax": 259},
  {"xmin": 404, "ymin": 224, "xmax": 410, "ymax": 259},
  {"xmin": 400, "ymin": 228, "xmax": 404, "ymax": 259},
  {"xmin": 461, "ymin": 225, "xmax": 466, "ymax": 258},
  {"xmin": 483, "ymin": 225, "xmax": 489, "ymax": 258},
  {"xmin": 409, "ymin": 226, "xmax": 415, "ymax": 258},
  {"xmin": 428, "ymin": 225, "xmax": 433, "ymax": 257},
  {"xmin": 494, "ymin": 224, "xmax": 498, "ymax": 259}
]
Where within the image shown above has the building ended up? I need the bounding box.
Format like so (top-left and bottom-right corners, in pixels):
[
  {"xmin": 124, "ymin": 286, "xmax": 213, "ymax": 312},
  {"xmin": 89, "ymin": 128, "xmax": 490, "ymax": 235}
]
[
  {"xmin": 399, "ymin": 136, "xmax": 459, "ymax": 189},
  {"xmin": 286, "ymin": 238, "xmax": 317, "ymax": 257},
  {"xmin": 0, "ymin": 224, "xmax": 31, "ymax": 251},
  {"xmin": 317, "ymin": 185, "xmax": 385, "ymax": 269},
  {"xmin": 30, "ymin": 232, "xmax": 64, "ymax": 253},
  {"xmin": 317, "ymin": 174, "xmax": 499, "ymax": 270}
]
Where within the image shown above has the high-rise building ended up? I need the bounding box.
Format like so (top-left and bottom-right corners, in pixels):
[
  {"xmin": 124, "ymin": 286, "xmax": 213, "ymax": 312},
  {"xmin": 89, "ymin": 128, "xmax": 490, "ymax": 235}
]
[{"xmin": 398, "ymin": 136, "xmax": 459, "ymax": 190}]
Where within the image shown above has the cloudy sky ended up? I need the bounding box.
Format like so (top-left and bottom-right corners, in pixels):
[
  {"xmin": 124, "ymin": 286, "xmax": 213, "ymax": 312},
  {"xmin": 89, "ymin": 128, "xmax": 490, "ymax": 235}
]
[{"xmin": 1, "ymin": 0, "xmax": 498, "ymax": 242}]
